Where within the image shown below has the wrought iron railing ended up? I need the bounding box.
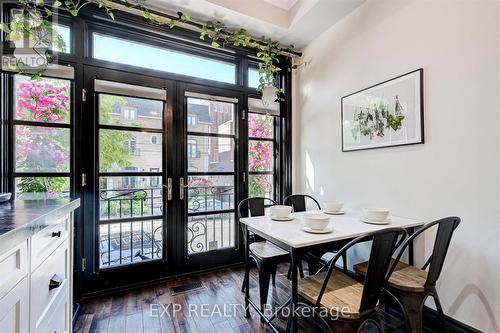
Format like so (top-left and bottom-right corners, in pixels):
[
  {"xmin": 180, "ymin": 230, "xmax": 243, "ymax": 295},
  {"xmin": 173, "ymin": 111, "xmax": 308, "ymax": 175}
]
[{"xmin": 98, "ymin": 185, "xmax": 236, "ymax": 266}]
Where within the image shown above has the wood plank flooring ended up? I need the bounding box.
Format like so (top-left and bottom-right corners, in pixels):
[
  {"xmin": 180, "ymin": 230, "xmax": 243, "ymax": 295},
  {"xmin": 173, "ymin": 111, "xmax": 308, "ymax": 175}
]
[{"xmin": 74, "ymin": 264, "xmax": 435, "ymax": 333}]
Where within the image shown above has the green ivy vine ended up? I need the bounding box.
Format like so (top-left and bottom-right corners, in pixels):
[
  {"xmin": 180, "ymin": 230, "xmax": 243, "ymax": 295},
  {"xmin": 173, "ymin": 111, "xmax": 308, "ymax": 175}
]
[{"xmin": 1, "ymin": 0, "xmax": 299, "ymax": 100}]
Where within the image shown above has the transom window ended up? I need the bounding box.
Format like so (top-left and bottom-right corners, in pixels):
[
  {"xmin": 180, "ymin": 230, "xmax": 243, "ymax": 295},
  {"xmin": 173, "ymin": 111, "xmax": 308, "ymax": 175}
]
[{"xmin": 93, "ymin": 33, "xmax": 236, "ymax": 84}]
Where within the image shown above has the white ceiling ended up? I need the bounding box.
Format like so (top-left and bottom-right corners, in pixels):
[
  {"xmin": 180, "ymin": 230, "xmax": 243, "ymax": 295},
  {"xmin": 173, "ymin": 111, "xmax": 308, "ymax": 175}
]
[
  {"xmin": 146, "ymin": 0, "xmax": 366, "ymax": 49},
  {"xmin": 263, "ymin": 0, "xmax": 299, "ymax": 10}
]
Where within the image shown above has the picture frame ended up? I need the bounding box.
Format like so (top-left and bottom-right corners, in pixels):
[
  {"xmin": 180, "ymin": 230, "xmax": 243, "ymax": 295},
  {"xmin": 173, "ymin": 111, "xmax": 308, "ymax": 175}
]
[{"xmin": 341, "ymin": 68, "xmax": 424, "ymax": 152}]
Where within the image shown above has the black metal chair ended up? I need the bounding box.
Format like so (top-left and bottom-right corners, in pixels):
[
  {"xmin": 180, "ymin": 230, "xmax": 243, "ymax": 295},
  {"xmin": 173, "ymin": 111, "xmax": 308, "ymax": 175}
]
[
  {"xmin": 238, "ymin": 197, "xmax": 291, "ymax": 316},
  {"xmin": 354, "ymin": 216, "xmax": 461, "ymax": 333},
  {"xmin": 297, "ymin": 227, "xmax": 407, "ymax": 333},
  {"xmin": 283, "ymin": 194, "xmax": 348, "ymax": 274}
]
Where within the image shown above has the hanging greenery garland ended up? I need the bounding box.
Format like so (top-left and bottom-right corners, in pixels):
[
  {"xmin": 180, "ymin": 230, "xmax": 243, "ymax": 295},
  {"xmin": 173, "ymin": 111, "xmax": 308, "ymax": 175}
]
[{"xmin": 1, "ymin": 0, "xmax": 300, "ymax": 100}]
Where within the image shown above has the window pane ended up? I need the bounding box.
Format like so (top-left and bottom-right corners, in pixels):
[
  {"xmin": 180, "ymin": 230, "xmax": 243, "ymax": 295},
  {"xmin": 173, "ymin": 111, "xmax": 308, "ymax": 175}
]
[
  {"xmin": 15, "ymin": 177, "xmax": 69, "ymax": 200},
  {"xmin": 99, "ymin": 176, "xmax": 163, "ymax": 220},
  {"xmin": 99, "ymin": 94, "xmax": 163, "ymax": 129},
  {"xmin": 187, "ymin": 176, "xmax": 234, "ymax": 213},
  {"xmin": 249, "ymin": 140, "xmax": 274, "ymax": 172},
  {"xmin": 248, "ymin": 68, "xmax": 260, "ymax": 88},
  {"xmin": 99, "ymin": 129, "xmax": 162, "ymax": 172},
  {"xmin": 187, "ymin": 135, "xmax": 234, "ymax": 172},
  {"xmin": 187, "ymin": 213, "xmax": 235, "ymax": 254},
  {"xmin": 52, "ymin": 24, "xmax": 71, "ymax": 53},
  {"xmin": 248, "ymin": 174, "xmax": 273, "ymax": 199},
  {"xmin": 15, "ymin": 75, "xmax": 71, "ymax": 124},
  {"xmin": 15, "ymin": 125, "xmax": 70, "ymax": 172},
  {"xmin": 187, "ymin": 97, "xmax": 235, "ymax": 134},
  {"xmin": 249, "ymin": 113, "xmax": 274, "ymax": 139},
  {"xmin": 99, "ymin": 220, "xmax": 162, "ymax": 268},
  {"xmin": 93, "ymin": 33, "xmax": 236, "ymax": 84}
]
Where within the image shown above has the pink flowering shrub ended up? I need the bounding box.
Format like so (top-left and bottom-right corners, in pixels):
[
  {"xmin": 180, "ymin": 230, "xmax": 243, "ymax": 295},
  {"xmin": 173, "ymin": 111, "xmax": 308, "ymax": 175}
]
[
  {"xmin": 15, "ymin": 77, "xmax": 71, "ymax": 198},
  {"xmin": 248, "ymin": 113, "xmax": 274, "ymax": 197}
]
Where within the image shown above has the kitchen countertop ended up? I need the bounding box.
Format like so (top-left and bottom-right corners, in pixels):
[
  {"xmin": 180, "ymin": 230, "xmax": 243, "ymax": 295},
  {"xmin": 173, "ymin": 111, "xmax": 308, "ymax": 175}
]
[{"xmin": 0, "ymin": 198, "xmax": 80, "ymax": 256}]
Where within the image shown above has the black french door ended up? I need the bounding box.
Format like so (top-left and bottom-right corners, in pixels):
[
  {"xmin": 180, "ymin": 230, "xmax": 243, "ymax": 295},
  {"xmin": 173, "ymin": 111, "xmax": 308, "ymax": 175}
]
[
  {"xmin": 80, "ymin": 67, "xmax": 244, "ymax": 294},
  {"xmin": 178, "ymin": 83, "xmax": 244, "ymax": 271}
]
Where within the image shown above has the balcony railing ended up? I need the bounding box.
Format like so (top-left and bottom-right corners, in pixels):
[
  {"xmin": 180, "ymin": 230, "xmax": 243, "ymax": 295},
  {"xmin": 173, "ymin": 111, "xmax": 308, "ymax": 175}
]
[{"xmin": 98, "ymin": 185, "xmax": 235, "ymax": 267}]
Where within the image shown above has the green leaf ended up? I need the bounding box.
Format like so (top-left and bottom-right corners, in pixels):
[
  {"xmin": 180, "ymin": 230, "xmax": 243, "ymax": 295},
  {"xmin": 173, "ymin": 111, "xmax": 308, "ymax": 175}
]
[
  {"xmin": 108, "ymin": 11, "xmax": 115, "ymax": 20},
  {"xmin": 54, "ymin": 0, "xmax": 62, "ymax": 7},
  {"xmin": 69, "ymin": 9, "xmax": 78, "ymax": 16},
  {"xmin": 143, "ymin": 11, "xmax": 151, "ymax": 19},
  {"xmin": 168, "ymin": 19, "xmax": 178, "ymax": 29},
  {"xmin": 0, "ymin": 23, "xmax": 10, "ymax": 33},
  {"xmin": 155, "ymin": 16, "xmax": 163, "ymax": 24},
  {"xmin": 211, "ymin": 41, "xmax": 220, "ymax": 48},
  {"xmin": 35, "ymin": 0, "xmax": 44, "ymax": 5},
  {"xmin": 44, "ymin": 8, "xmax": 52, "ymax": 16}
]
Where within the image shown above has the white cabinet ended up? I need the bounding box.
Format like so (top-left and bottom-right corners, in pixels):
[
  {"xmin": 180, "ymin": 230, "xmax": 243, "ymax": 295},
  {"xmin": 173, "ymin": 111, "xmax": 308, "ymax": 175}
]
[
  {"xmin": 0, "ymin": 278, "xmax": 29, "ymax": 333},
  {"xmin": 0, "ymin": 212, "xmax": 74, "ymax": 333}
]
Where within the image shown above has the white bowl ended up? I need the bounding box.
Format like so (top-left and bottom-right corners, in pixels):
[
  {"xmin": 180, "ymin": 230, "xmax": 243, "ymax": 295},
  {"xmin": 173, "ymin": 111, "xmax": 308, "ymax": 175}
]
[
  {"xmin": 270, "ymin": 205, "xmax": 292, "ymax": 218},
  {"xmin": 364, "ymin": 208, "xmax": 390, "ymax": 222},
  {"xmin": 324, "ymin": 201, "xmax": 344, "ymax": 212},
  {"xmin": 303, "ymin": 213, "xmax": 330, "ymax": 230}
]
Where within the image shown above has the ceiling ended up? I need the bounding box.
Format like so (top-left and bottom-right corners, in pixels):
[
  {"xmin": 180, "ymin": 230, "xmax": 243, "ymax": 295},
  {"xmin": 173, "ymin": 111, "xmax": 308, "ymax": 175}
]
[{"xmin": 145, "ymin": 0, "xmax": 366, "ymax": 49}]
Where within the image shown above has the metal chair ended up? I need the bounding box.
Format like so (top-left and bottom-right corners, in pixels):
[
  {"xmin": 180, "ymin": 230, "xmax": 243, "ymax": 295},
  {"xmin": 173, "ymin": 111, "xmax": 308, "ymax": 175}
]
[
  {"xmin": 238, "ymin": 197, "xmax": 291, "ymax": 316},
  {"xmin": 283, "ymin": 194, "xmax": 348, "ymax": 274},
  {"xmin": 354, "ymin": 216, "xmax": 461, "ymax": 333},
  {"xmin": 297, "ymin": 227, "xmax": 408, "ymax": 333}
]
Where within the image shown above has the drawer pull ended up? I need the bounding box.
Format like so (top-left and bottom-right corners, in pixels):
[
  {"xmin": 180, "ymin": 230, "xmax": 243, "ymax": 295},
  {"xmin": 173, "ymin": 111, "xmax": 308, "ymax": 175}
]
[
  {"xmin": 49, "ymin": 274, "xmax": 63, "ymax": 291},
  {"xmin": 52, "ymin": 231, "xmax": 62, "ymax": 238}
]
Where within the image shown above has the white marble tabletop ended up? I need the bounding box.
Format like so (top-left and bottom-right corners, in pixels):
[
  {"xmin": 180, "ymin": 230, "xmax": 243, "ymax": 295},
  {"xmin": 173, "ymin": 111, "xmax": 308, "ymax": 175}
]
[{"xmin": 239, "ymin": 210, "xmax": 425, "ymax": 248}]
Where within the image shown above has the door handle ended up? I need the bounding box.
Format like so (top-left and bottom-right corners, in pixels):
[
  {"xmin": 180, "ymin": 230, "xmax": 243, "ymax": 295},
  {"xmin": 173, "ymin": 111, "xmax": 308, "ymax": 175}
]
[
  {"xmin": 179, "ymin": 177, "xmax": 189, "ymax": 200},
  {"xmin": 163, "ymin": 178, "xmax": 173, "ymax": 201},
  {"xmin": 49, "ymin": 274, "xmax": 63, "ymax": 291}
]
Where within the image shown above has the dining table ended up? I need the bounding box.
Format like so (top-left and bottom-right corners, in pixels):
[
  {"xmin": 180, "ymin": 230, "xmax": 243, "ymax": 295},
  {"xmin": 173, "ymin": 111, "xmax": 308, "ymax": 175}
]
[{"xmin": 239, "ymin": 209, "xmax": 425, "ymax": 333}]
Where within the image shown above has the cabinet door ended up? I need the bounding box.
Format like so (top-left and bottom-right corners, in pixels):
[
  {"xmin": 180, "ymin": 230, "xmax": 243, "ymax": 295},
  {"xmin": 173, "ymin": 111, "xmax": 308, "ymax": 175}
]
[{"xmin": 0, "ymin": 278, "xmax": 29, "ymax": 333}]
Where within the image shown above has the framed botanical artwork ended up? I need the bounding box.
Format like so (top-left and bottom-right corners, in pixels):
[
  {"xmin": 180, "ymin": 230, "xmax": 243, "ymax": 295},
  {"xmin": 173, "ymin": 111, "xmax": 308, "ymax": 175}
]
[{"xmin": 341, "ymin": 69, "xmax": 424, "ymax": 152}]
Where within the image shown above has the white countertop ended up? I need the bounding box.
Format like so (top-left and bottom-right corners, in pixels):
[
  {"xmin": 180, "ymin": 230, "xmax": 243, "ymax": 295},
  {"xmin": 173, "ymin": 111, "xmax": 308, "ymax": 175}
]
[{"xmin": 240, "ymin": 210, "xmax": 425, "ymax": 248}]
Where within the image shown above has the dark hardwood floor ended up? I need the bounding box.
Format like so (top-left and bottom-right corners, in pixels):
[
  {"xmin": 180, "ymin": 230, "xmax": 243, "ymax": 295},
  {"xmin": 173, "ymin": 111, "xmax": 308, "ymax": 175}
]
[{"xmin": 74, "ymin": 264, "xmax": 435, "ymax": 333}]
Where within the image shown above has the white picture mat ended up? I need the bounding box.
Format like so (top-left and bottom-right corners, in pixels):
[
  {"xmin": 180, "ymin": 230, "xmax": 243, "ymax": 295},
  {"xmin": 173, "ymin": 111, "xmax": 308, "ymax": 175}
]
[{"xmin": 342, "ymin": 70, "xmax": 422, "ymax": 151}]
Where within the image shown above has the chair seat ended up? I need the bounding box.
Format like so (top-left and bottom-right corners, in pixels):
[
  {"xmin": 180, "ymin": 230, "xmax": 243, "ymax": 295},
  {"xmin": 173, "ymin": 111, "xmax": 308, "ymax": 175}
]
[
  {"xmin": 250, "ymin": 241, "xmax": 288, "ymax": 260},
  {"xmin": 353, "ymin": 260, "xmax": 428, "ymax": 292},
  {"xmin": 298, "ymin": 271, "xmax": 363, "ymax": 319}
]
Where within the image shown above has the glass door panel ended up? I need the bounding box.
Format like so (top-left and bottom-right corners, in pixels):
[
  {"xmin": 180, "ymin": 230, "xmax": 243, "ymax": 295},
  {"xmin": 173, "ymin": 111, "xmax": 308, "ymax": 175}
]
[
  {"xmin": 182, "ymin": 88, "xmax": 241, "ymax": 266},
  {"xmin": 97, "ymin": 87, "xmax": 165, "ymax": 268}
]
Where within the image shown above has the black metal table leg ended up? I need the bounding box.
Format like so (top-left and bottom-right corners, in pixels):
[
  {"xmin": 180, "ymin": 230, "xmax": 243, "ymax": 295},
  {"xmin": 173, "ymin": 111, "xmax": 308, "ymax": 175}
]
[
  {"xmin": 289, "ymin": 248, "xmax": 299, "ymax": 333},
  {"xmin": 244, "ymin": 225, "xmax": 250, "ymax": 318},
  {"xmin": 407, "ymin": 227, "xmax": 415, "ymax": 265}
]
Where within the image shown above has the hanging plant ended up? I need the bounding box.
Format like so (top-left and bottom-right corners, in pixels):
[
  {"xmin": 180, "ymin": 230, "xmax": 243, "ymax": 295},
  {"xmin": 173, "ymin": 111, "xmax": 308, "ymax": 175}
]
[{"xmin": 1, "ymin": 0, "xmax": 299, "ymax": 100}]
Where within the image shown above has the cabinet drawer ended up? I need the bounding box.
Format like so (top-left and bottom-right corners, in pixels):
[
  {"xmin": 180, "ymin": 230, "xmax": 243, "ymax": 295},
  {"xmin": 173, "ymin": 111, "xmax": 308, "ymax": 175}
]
[
  {"xmin": 30, "ymin": 240, "xmax": 69, "ymax": 333},
  {"xmin": 36, "ymin": 280, "xmax": 69, "ymax": 333},
  {"xmin": 0, "ymin": 277, "xmax": 29, "ymax": 333},
  {"xmin": 31, "ymin": 214, "xmax": 70, "ymax": 272},
  {"xmin": 0, "ymin": 241, "xmax": 28, "ymax": 299}
]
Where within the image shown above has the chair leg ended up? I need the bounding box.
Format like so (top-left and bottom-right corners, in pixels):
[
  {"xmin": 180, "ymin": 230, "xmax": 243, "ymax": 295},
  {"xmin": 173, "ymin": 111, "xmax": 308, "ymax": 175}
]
[
  {"xmin": 430, "ymin": 287, "xmax": 448, "ymax": 333},
  {"xmin": 271, "ymin": 267, "xmax": 277, "ymax": 286},
  {"xmin": 256, "ymin": 262, "xmax": 272, "ymax": 322},
  {"xmin": 341, "ymin": 252, "xmax": 348, "ymax": 271},
  {"xmin": 241, "ymin": 256, "xmax": 252, "ymax": 293},
  {"xmin": 298, "ymin": 260, "xmax": 305, "ymax": 278},
  {"xmin": 392, "ymin": 289, "xmax": 427, "ymax": 333}
]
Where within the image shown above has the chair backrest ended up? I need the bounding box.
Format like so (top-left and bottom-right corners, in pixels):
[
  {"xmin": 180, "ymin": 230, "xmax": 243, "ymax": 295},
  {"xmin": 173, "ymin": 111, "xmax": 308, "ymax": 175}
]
[
  {"xmin": 317, "ymin": 227, "xmax": 407, "ymax": 314},
  {"xmin": 237, "ymin": 197, "xmax": 277, "ymax": 218},
  {"xmin": 388, "ymin": 216, "xmax": 461, "ymax": 287},
  {"xmin": 283, "ymin": 194, "xmax": 321, "ymax": 212}
]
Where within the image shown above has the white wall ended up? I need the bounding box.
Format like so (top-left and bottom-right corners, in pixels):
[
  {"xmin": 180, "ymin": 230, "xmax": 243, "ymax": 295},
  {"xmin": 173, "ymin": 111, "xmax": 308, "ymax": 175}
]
[{"xmin": 294, "ymin": 0, "xmax": 500, "ymax": 331}]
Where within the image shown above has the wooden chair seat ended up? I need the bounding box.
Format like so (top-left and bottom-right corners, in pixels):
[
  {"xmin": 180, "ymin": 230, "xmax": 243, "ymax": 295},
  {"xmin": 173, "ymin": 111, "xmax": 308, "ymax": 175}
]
[
  {"xmin": 353, "ymin": 260, "xmax": 428, "ymax": 292},
  {"xmin": 298, "ymin": 271, "xmax": 364, "ymax": 319},
  {"xmin": 250, "ymin": 241, "xmax": 288, "ymax": 260}
]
